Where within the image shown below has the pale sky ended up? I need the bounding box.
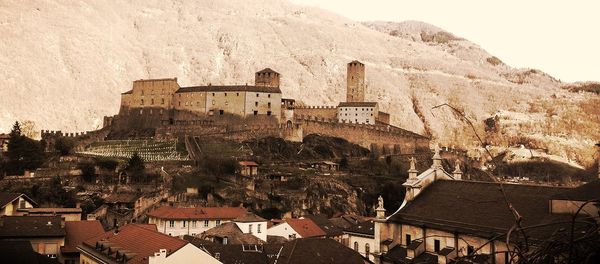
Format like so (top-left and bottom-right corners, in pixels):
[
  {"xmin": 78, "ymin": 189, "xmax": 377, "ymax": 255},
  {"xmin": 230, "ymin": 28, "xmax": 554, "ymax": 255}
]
[{"xmin": 291, "ymin": 0, "xmax": 599, "ymax": 83}]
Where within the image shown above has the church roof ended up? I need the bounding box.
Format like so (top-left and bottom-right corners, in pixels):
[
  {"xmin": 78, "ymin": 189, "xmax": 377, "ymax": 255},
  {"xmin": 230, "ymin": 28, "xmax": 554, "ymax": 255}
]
[
  {"xmin": 176, "ymin": 85, "xmax": 281, "ymax": 94},
  {"xmin": 388, "ymin": 180, "xmax": 579, "ymax": 240}
]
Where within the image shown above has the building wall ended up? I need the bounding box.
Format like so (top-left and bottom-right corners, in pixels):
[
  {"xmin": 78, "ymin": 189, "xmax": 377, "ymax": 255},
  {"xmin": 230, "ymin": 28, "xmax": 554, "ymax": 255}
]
[
  {"xmin": 267, "ymin": 222, "xmax": 301, "ymax": 239},
  {"xmin": 294, "ymin": 106, "xmax": 337, "ymax": 120},
  {"xmin": 149, "ymin": 244, "xmax": 222, "ymax": 264},
  {"xmin": 234, "ymin": 221, "xmax": 267, "ymax": 242},
  {"xmin": 457, "ymin": 234, "xmax": 492, "ymax": 257},
  {"xmin": 206, "ymin": 91, "xmax": 246, "ymax": 116},
  {"xmin": 29, "ymin": 237, "xmax": 65, "ymax": 259},
  {"xmin": 0, "ymin": 197, "xmax": 35, "ymax": 216},
  {"xmin": 550, "ymin": 199, "xmax": 599, "ymax": 217},
  {"xmin": 79, "ymin": 252, "xmax": 102, "ymax": 264},
  {"xmin": 149, "ymin": 217, "xmax": 231, "ymax": 237},
  {"xmin": 173, "ymin": 91, "xmax": 207, "ymax": 114},
  {"xmin": 347, "ymin": 62, "xmax": 365, "ymax": 102},
  {"xmin": 243, "ymin": 91, "xmax": 281, "ymax": 119},
  {"xmin": 348, "ymin": 234, "xmax": 375, "ymax": 262},
  {"xmin": 337, "ymin": 105, "xmax": 378, "ymax": 125}
]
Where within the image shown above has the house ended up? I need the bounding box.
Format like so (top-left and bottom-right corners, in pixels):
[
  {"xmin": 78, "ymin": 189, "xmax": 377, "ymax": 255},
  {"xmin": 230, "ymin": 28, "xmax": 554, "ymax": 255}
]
[
  {"xmin": 344, "ymin": 220, "xmax": 375, "ymax": 262},
  {"xmin": 232, "ymin": 211, "xmax": 268, "ymax": 242},
  {"xmin": 302, "ymin": 214, "xmax": 344, "ymax": 241},
  {"xmin": 238, "ymin": 161, "xmax": 258, "ymax": 177},
  {"xmin": 0, "ymin": 192, "xmax": 37, "ymax": 216},
  {"xmin": 310, "ymin": 161, "xmax": 340, "ymax": 172},
  {"xmin": 77, "ymin": 224, "xmax": 220, "ymax": 264},
  {"xmin": 0, "ymin": 215, "xmax": 66, "ymax": 259},
  {"xmin": 103, "ymin": 192, "xmax": 141, "ymax": 229},
  {"xmin": 61, "ymin": 220, "xmax": 105, "ymax": 264},
  {"xmin": 192, "ymin": 237, "xmax": 367, "ymax": 264},
  {"xmin": 372, "ymin": 147, "xmax": 598, "ymax": 264},
  {"xmin": 267, "ymin": 218, "xmax": 326, "ymax": 239},
  {"xmin": 24, "ymin": 207, "xmax": 83, "ymax": 222},
  {"xmin": 147, "ymin": 206, "xmax": 247, "ymax": 237},
  {"xmin": 199, "ymin": 222, "xmax": 264, "ymax": 245},
  {"xmin": 0, "ymin": 240, "xmax": 60, "ymax": 264}
]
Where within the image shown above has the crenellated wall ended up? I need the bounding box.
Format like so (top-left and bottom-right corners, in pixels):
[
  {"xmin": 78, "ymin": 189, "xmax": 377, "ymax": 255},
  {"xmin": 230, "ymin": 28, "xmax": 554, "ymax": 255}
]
[{"xmin": 294, "ymin": 106, "xmax": 338, "ymax": 120}]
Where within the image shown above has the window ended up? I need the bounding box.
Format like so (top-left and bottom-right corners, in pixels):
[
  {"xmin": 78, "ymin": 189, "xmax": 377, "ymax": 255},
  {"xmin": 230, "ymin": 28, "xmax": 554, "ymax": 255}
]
[
  {"xmin": 178, "ymin": 102, "xmax": 181, "ymax": 106},
  {"xmin": 268, "ymin": 94, "xmax": 271, "ymax": 98},
  {"xmin": 169, "ymin": 221, "xmax": 175, "ymax": 228},
  {"xmin": 365, "ymin": 243, "xmax": 370, "ymax": 257},
  {"xmin": 151, "ymin": 98, "xmax": 154, "ymax": 105},
  {"xmin": 236, "ymin": 92, "xmax": 239, "ymax": 96},
  {"xmin": 224, "ymin": 93, "xmax": 227, "ymax": 96},
  {"xmin": 353, "ymin": 241, "xmax": 359, "ymax": 251},
  {"xmin": 182, "ymin": 221, "xmax": 186, "ymax": 228},
  {"xmin": 19, "ymin": 199, "xmax": 26, "ymax": 209},
  {"xmin": 257, "ymin": 224, "xmax": 262, "ymax": 233},
  {"xmin": 141, "ymin": 99, "xmax": 144, "ymax": 105},
  {"xmin": 256, "ymin": 93, "xmax": 259, "ymax": 97},
  {"xmin": 216, "ymin": 220, "xmax": 221, "ymax": 225},
  {"xmin": 212, "ymin": 93, "xmax": 215, "ymax": 96},
  {"xmin": 161, "ymin": 98, "xmax": 165, "ymax": 104},
  {"xmin": 204, "ymin": 220, "xmax": 209, "ymax": 227},
  {"xmin": 268, "ymin": 102, "xmax": 271, "ymax": 108},
  {"xmin": 434, "ymin": 239, "xmax": 440, "ymax": 252},
  {"xmin": 253, "ymin": 111, "xmax": 258, "ymax": 115},
  {"xmin": 192, "ymin": 221, "xmax": 197, "ymax": 228},
  {"xmin": 467, "ymin": 245, "xmax": 475, "ymax": 255},
  {"xmin": 249, "ymin": 224, "xmax": 253, "ymax": 233},
  {"xmin": 267, "ymin": 111, "xmax": 272, "ymax": 116},
  {"xmin": 223, "ymin": 236, "xmax": 228, "ymax": 245},
  {"xmin": 255, "ymin": 102, "xmax": 258, "ymax": 107},
  {"xmin": 406, "ymin": 234, "xmax": 411, "ymax": 245},
  {"xmin": 215, "ymin": 253, "xmax": 220, "ymax": 260},
  {"xmin": 219, "ymin": 110, "xmax": 224, "ymax": 115},
  {"xmin": 504, "ymin": 252, "xmax": 510, "ymax": 264}
]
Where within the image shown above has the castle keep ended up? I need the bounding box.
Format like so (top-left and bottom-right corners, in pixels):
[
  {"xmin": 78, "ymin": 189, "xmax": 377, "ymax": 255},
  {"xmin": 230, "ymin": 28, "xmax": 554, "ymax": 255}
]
[{"xmin": 108, "ymin": 61, "xmax": 429, "ymax": 154}]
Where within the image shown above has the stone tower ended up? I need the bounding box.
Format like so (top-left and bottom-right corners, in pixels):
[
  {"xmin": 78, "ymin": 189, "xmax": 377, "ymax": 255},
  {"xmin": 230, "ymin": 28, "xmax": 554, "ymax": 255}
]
[
  {"xmin": 346, "ymin": 60, "xmax": 365, "ymax": 102},
  {"xmin": 255, "ymin": 68, "xmax": 280, "ymax": 87}
]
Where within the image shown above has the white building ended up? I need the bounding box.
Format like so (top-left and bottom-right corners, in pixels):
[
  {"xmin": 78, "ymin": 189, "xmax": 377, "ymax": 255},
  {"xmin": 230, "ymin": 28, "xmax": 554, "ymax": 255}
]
[
  {"xmin": 233, "ymin": 212, "xmax": 268, "ymax": 242},
  {"xmin": 149, "ymin": 244, "xmax": 222, "ymax": 264},
  {"xmin": 267, "ymin": 218, "xmax": 326, "ymax": 240},
  {"xmin": 147, "ymin": 206, "xmax": 247, "ymax": 237},
  {"xmin": 337, "ymin": 102, "xmax": 378, "ymax": 124},
  {"xmin": 343, "ymin": 220, "xmax": 376, "ymax": 262}
]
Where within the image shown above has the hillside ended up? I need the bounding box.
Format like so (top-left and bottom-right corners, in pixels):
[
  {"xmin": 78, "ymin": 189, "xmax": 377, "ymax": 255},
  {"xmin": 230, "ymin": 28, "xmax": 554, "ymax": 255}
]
[{"xmin": 0, "ymin": 0, "xmax": 598, "ymax": 165}]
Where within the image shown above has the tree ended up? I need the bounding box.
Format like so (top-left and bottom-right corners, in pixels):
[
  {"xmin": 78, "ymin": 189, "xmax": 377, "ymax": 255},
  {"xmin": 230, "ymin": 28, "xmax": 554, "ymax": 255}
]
[
  {"xmin": 54, "ymin": 137, "xmax": 76, "ymax": 156},
  {"xmin": 78, "ymin": 162, "xmax": 96, "ymax": 183},
  {"xmin": 6, "ymin": 121, "xmax": 44, "ymax": 175},
  {"xmin": 126, "ymin": 152, "xmax": 145, "ymax": 183}
]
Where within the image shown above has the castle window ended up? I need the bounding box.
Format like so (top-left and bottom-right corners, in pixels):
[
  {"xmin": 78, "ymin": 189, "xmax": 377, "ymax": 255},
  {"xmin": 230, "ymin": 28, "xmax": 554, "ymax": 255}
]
[
  {"xmin": 255, "ymin": 102, "xmax": 258, "ymax": 107},
  {"xmin": 434, "ymin": 239, "xmax": 440, "ymax": 252},
  {"xmin": 219, "ymin": 110, "xmax": 224, "ymax": 115},
  {"xmin": 236, "ymin": 93, "xmax": 239, "ymax": 96},
  {"xmin": 151, "ymin": 99, "xmax": 154, "ymax": 105},
  {"xmin": 268, "ymin": 94, "xmax": 271, "ymax": 98},
  {"xmin": 268, "ymin": 102, "xmax": 271, "ymax": 108},
  {"xmin": 212, "ymin": 93, "xmax": 215, "ymax": 96},
  {"xmin": 141, "ymin": 99, "xmax": 144, "ymax": 105},
  {"xmin": 256, "ymin": 93, "xmax": 259, "ymax": 97},
  {"xmin": 178, "ymin": 102, "xmax": 181, "ymax": 106},
  {"xmin": 161, "ymin": 98, "xmax": 165, "ymax": 104},
  {"xmin": 224, "ymin": 93, "xmax": 227, "ymax": 96},
  {"xmin": 267, "ymin": 111, "xmax": 272, "ymax": 116},
  {"xmin": 253, "ymin": 111, "xmax": 258, "ymax": 115}
]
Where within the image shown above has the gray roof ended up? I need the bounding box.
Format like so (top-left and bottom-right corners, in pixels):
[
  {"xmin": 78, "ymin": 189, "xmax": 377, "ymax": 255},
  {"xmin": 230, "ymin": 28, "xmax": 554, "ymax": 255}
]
[
  {"xmin": 337, "ymin": 102, "xmax": 378, "ymax": 107},
  {"xmin": 0, "ymin": 216, "xmax": 65, "ymax": 238},
  {"xmin": 176, "ymin": 85, "xmax": 281, "ymax": 94}
]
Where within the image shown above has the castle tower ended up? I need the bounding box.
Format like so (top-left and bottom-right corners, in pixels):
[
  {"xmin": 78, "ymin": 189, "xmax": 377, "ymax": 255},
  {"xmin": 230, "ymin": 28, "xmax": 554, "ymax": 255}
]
[
  {"xmin": 346, "ymin": 60, "xmax": 365, "ymax": 102},
  {"xmin": 255, "ymin": 68, "xmax": 280, "ymax": 87}
]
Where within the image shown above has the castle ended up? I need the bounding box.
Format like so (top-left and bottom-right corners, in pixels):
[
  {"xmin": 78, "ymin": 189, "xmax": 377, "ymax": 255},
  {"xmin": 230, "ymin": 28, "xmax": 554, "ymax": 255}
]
[{"xmin": 105, "ymin": 61, "xmax": 429, "ymax": 154}]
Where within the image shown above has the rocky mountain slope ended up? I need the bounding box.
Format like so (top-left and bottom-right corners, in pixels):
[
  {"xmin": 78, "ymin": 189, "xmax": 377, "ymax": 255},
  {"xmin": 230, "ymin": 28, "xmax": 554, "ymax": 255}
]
[{"xmin": 0, "ymin": 0, "xmax": 597, "ymax": 164}]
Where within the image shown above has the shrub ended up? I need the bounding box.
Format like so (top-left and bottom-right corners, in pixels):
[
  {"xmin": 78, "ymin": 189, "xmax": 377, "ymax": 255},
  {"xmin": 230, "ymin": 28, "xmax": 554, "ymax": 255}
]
[{"xmin": 54, "ymin": 137, "xmax": 76, "ymax": 156}]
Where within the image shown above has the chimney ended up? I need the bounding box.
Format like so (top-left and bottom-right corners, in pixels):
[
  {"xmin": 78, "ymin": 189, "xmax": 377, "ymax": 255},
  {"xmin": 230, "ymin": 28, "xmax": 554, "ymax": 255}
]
[
  {"xmin": 408, "ymin": 157, "xmax": 418, "ymax": 179},
  {"xmin": 452, "ymin": 160, "xmax": 463, "ymax": 180}
]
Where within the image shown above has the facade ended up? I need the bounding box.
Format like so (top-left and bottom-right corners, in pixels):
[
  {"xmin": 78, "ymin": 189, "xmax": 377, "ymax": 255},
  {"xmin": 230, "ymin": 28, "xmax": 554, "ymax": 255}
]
[
  {"xmin": 147, "ymin": 206, "xmax": 247, "ymax": 237},
  {"xmin": 344, "ymin": 220, "xmax": 375, "ymax": 262},
  {"xmin": 238, "ymin": 161, "xmax": 259, "ymax": 177},
  {"xmin": 371, "ymin": 148, "xmax": 598, "ymax": 264},
  {"xmin": 232, "ymin": 212, "xmax": 268, "ymax": 242},
  {"xmin": 0, "ymin": 192, "xmax": 37, "ymax": 216},
  {"xmin": 149, "ymin": 244, "xmax": 221, "ymax": 264},
  {"xmin": 346, "ymin": 60, "xmax": 366, "ymax": 102},
  {"xmin": 337, "ymin": 102, "xmax": 379, "ymax": 124}
]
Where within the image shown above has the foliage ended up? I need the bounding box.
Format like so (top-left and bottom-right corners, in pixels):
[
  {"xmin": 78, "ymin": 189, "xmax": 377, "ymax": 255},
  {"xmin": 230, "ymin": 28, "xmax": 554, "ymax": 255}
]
[
  {"xmin": 55, "ymin": 137, "xmax": 76, "ymax": 156},
  {"xmin": 5, "ymin": 121, "xmax": 45, "ymax": 175},
  {"xmin": 200, "ymin": 156, "xmax": 240, "ymax": 176},
  {"xmin": 96, "ymin": 157, "xmax": 119, "ymax": 170},
  {"xmin": 78, "ymin": 162, "xmax": 96, "ymax": 183},
  {"xmin": 257, "ymin": 207, "xmax": 284, "ymax": 220},
  {"xmin": 79, "ymin": 194, "xmax": 104, "ymax": 216},
  {"xmin": 1, "ymin": 176, "xmax": 76, "ymax": 207},
  {"xmin": 126, "ymin": 152, "xmax": 145, "ymax": 183}
]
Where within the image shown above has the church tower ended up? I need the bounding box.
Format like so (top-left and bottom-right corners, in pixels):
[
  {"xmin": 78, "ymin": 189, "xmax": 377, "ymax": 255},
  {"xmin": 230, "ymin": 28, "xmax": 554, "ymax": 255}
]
[
  {"xmin": 346, "ymin": 60, "xmax": 365, "ymax": 102},
  {"xmin": 255, "ymin": 68, "xmax": 280, "ymax": 87}
]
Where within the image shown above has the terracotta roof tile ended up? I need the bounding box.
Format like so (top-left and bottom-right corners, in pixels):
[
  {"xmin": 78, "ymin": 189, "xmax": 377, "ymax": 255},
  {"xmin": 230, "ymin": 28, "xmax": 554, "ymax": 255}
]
[
  {"xmin": 285, "ymin": 218, "xmax": 326, "ymax": 238},
  {"xmin": 62, "ymin": 220, "xmax": 105, "ymax": 254},
  {"xmin": 147, "ymin": 206, "xmax": 247, "ymax": 220},
  {"xmin": 82, "ymin": 224, "xmax": 187, "ymax": 264}
]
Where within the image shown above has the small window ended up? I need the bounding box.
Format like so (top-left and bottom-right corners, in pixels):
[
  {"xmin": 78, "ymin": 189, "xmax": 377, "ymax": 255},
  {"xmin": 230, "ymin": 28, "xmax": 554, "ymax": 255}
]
[
  {"xmin": 169, "ymin": 221, "xmax": 175, "ymax": 228},
  {"xmin": 406, "ymin": 234, "xmax": 411, "ymax": 245},
  {"xmin": 212, "ymin": 93, "xmax": 215, "ymax": 96},
  {"xmin": 140, "ymin": 99, "xmax": 144, "ymax": 105},
  {"xmin": 257, "ymin": 224, "xmax": 262, "ymax": 233},
  {"xmin": 216, "ymin": 220, "xmax": 221, "ymax": 225},
  {"xmin": 434, "ymin": 239, "xmax": 440, "ymax": 252},
  {"xmin": 178, "ymin": 102, "xmax": 181, "ymax": 106},
  {"xmin": 224, "ymin": 93, "xmax": 227, "ymax": 96},
  {"xmin": 253, "ymin": 111, "xmax": 258, "ymax": 115},
  {"xmin": 249, "ymin": 224, "xmax": 253, "ymax": 233},
  {"xmin": 151, "ymin": 98, "xmax": 154, "ymax": 105},
  {"xmin": 219, "ymin": 110, "xmax": 224, "ymax": 115},
  {"xmin": 256, "ymin": 93, "xmax": 259, "ymax": 97},
  {"xmin": 236, "ymin": 93, "xmax": 239, "ymax": 96},
  {"xmin": 204, "ymin": 220, "xmax": 209, "ymax": 227},
  {"xmin": 192, "ymin": 221, "xmax": 197, "ymax": 228},
  {"xmin": 19, "ymin": 199, "xmax": 26, "ymax": 209},
  {"xmin": 268, "ymin": 94, "xmax": 271, "ymax": 98},
  {"xmin": 365, "ymin": 243, "xmax": 370, "ymax": 258},
  {"xmin": 267, "ymin": 111, "xmax": 272, "ymax": 116},
  {"xmin": 353, "ymin": 241, "xmax": 359, "ymax": 251},
  {"xmin": 161, "ymin": 98, "xmax": 165, "ymax": 104},
  {"xmin": 215, "ymin": 253, "xmax": 220, "ymax": 260},
  {"xmin": 255, "ymin": 102, "xmax": 258, "ymax": 107},
  {"xmin": 182, "ymin": 221, "xmax": 186, "ymax": 228},
  {"xmin": 504, "ymin": 252, "xmax": 510, "ymax": 264},
  {"xmin": 268, "ymin": 102, "xmax": 271, "ymax": 108}
]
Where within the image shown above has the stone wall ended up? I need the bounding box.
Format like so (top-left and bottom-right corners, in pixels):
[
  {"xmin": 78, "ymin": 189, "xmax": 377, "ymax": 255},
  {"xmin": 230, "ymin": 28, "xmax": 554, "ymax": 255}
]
[{"xmin": 294, "ymin": 106, "xmax": 337, "ymax": 120}]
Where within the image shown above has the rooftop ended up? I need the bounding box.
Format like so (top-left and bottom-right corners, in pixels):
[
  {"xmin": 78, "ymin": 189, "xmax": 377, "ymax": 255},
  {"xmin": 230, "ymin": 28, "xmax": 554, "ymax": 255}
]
[
  {"xmin": 344, "ymin": 220, "xmax": 374, "ymax": 236},
  {"xmin": 62, "ymin": 220, "xmax": 105, "ymax": 254},
  {"xmin": 234, "ymin": 212, "xmax": 267, "ymax": 223},
  {"xmin": 239, "ymin": 161, "xmax": 259, "ymax": 167},
  {"xmin": 276, "ymin": 237, "xmax": 365, "ymax": 264},
  {"xmin": 338, "ymin": 101, "xmax": 378, "ymax": 107},
  {"xmin": 201, "ymin": 222, "xmax": 264, "ymax": 244},
  {"xmin": 147, "ymin": 206, "xmax": 247, "ymax": 220},
  {"xmin": 0, "ymin": 192, "xmax": 37, "ymax": 207},
  {"xmin": 285, "ymin": 218, "xmax": 326, "ymax": 238},
  {"xmin": 0, "ymin": 216, "xmax": 65, "ymax": 238},
  {"xmin": 389, "ymin": 180, "xmax": 575, "ymax": 240},
  {"xmin": 302, "ymin": 215, "xmax": 343, "ymax": 237},
  {"xmin": 82, "ymin": 224, "xmax": 187, "ymax": 264},
  {"xmin": 176, "ymin": 85, "xmax": 281, "ymax": 94},
  {"xmin": 551, "ymin": 180, "xmax": 600, "ymax": 202}
]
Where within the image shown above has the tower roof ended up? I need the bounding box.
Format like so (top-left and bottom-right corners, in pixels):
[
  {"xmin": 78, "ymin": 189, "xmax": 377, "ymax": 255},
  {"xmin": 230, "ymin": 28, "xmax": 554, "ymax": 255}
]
[{"xmin": 257, "ymin": 68, "xmax": 279, "ymax": 74}]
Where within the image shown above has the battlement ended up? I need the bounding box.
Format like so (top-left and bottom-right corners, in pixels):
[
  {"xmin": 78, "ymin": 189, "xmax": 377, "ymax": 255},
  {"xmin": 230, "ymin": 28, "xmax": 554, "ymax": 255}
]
[
  {"xmin": 294, "ymin": 115, "xmax": 428, "ymax": 139},
  {"xmin": 294, "ymin": 105, "xmax": 337, "ymax": 110}
]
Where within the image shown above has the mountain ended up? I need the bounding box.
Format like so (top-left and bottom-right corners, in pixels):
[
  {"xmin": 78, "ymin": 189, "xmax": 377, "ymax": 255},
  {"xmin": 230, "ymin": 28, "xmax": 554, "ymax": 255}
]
[{"xmin": 0, "ymin": 0, "xmax": 597, "ymax": 165}]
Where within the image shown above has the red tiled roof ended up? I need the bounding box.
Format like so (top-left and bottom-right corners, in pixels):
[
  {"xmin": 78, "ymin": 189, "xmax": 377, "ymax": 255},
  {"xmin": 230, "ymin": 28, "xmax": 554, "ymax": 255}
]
[
  {"xmin": 285, "ymin": 219, "xmax": 326, "ymax": 238},
  {"xmin": 62, "ymin": 220, "xmax": 105, "ymax": 254},
  {"xmin": 147, "ymin": 206, "xmax": 247, "ymax": 220},
  {"xmin": 82, "ymin": 224, "xmax": 187, "ymax": 264}
]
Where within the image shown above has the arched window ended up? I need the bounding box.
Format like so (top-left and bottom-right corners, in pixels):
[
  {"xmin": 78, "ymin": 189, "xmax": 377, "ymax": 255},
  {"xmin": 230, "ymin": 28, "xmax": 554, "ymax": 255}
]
[
  {"xmin": 365, "ymin": 243, "xmax": 370, "ymax": 258},
  {"xmin": 353, "ymin": 241, "xmax": 359, "ymax": 251}
]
